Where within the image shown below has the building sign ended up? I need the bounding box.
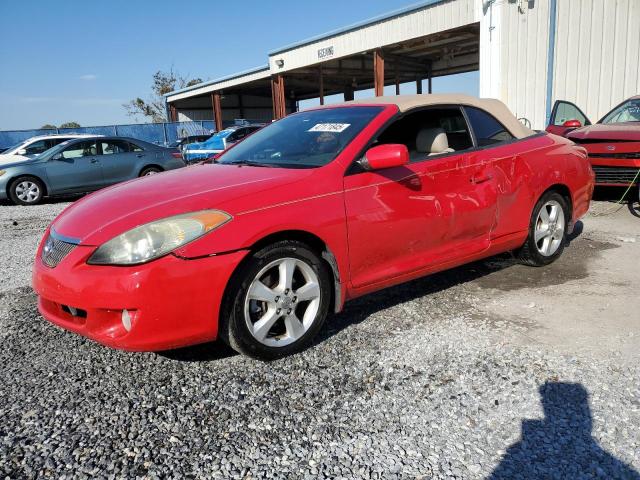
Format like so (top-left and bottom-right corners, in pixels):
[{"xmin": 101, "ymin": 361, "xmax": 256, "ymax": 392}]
[{"xmin": 317, "ymin": 46, "xmax": 334, "ymax": 60}]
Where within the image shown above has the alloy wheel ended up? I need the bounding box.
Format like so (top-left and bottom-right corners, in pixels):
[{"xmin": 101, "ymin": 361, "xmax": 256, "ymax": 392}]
[
  {"xmin": 244, "ymin": 257, "xmax": 321, "ymax": 347},
  {"xmin": 534, "ymin": 199, "xmax": 565, "ymax": 256},
  {"xmin": 15, "ymin": 181, "xmax": 40, "ymax": 203}
]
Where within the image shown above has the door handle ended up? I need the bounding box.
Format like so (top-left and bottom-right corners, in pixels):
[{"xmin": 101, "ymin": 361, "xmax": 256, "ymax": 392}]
[
  {"xmin": 137, "ymin": 154, "xmax": 145, "ymax": 158},
  {"xmin": 90, "ymin": 159, "xmax": 99, "ymax": 164},
  {"xmin": 471, "ymin": 173, "xmax": 493, "ymax": 184}
]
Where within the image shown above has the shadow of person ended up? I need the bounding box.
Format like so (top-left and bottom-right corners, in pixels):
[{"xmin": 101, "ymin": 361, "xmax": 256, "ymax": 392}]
[{"xmin": 490, "ymin": 382, "xmax": 640, "ymax": 479}]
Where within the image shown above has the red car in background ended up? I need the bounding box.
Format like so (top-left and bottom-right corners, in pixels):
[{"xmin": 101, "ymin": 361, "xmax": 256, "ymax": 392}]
[
  {"xmin": 546, "ymin": 96, "xmax": 640, "ymax": 188},
  {"xmin": 32, "ymin": 94, "xmax": 594, "ymax": 360}
]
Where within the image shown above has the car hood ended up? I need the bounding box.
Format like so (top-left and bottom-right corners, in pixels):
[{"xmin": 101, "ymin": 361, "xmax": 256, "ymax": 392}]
[
  {"xmin": 52, "ymin": 163, "xmax": 318, "ymax": 245},
  {"xmin": 0, "ymin": 154, "xmax": 30, "ymax": 166},
  {"xmin": 567, "ymin": 123, "xmax": 640, "ymax": 142}
]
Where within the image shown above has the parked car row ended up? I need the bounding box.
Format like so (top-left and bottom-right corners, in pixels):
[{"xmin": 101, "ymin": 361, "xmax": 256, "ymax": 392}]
[
  {"xmin": 182, "ymin": 124, "xmax": 263, "ymax": 163},
  {"xmin": 0, "ymin": 136, "xmax": 184, "ymax": 205}
]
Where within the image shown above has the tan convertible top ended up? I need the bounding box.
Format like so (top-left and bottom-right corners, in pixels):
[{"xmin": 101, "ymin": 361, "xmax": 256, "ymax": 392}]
[{"xmin": 344, "ymin": 93, "xmax": 535, "ymax": 139}]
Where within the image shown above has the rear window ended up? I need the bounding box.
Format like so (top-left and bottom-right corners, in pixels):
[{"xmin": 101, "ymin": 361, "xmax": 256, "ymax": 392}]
[{"xmin": 464, "ymin": 107, "xmax": 515, "ymax": 146}]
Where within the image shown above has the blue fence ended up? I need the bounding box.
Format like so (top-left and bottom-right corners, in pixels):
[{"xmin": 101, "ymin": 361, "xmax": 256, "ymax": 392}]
[{"xmin": 0, "ymin": 121, "xmax": 216, "ymax": 149}]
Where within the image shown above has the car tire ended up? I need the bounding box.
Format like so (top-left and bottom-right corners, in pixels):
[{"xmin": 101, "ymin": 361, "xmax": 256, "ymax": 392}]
[
  {"xmin": 516, "ymin": 191, "xmax": 570, "ymax": 267},
  {"xmin": 139, "ymin": 166, "xmax": 162, "ymax": 177},
  {"xmin": 219, "ymin": 240, "xmax": 332, "ymax": 360},
  {"xmin": 8, "ymin": 176, "xmax": 45, "ymax": 206}
]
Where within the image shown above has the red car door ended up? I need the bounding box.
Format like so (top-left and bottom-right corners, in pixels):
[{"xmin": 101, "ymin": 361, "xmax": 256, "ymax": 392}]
[
  {"xmin": 546, "ymin": 100, "xmax": 592, "ymax": 137},
  {"xmin": 343, "ymin": 151, "xmax": 497, "ymax": 290}
]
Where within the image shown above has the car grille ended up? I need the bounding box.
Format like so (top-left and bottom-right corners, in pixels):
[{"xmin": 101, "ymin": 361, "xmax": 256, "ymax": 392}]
[
  {"xmin": 41, "ymin": 235, "xmax": 76, "ymax": 268},
  {"xmin": 592, "ymin": 166, "xmax": 640, "ymax": 185},
  {"xmin": 588, "ymin": 152, "xmax": 640, "ymax": 159}
]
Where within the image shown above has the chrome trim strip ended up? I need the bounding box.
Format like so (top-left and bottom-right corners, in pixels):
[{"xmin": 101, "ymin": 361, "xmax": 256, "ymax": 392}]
[{"xmin": 49, "ymin": 226, "xmax": 81, "ymax": 245}]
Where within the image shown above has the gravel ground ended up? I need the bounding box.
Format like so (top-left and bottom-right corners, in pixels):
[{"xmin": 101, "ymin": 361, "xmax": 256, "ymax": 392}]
[{"xmin": 1, "ymin": 197, "xmax": 639, "ymax": 479}]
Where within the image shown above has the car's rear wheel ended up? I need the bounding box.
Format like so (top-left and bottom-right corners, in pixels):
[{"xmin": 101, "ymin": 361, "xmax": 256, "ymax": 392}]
[
  {"xmin": 8, "ymin": 176, "xmax": 45, "ymax": 205},
  {"xmin": 139, "ymin": 166, "xmax": 162, "ymax": 177},
  {"xmin": 516, "ymin": 191, "xmax": 569, "ymax": 266},
  {"xmin": 219, "ymin": 240, "xmax": 331, "ymax": 360}
]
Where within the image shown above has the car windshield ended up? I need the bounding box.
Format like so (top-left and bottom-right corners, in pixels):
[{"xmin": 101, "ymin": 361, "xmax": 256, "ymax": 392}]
[
  {"xmin": 3, "ymin": 141, "xmax": 26, "ymax": 154},
  {"xmin": 599, "ymin": 98, "xmax": 640, "ymax": 124},
  {"xmin": 217, "ymin": 107, "xmax": 383, "ymax": 168}
]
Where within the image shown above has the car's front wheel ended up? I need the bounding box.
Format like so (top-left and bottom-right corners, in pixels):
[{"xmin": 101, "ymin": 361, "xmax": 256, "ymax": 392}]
[
  {"xmin": 516, "ymin": 191, "xmax": 570, "ymax": 266},
  {"xmin": 8, "ymin": 176, "xmax": 45, "ymax": 205},
  {"xmin": 220, "ymin": 240, "xmax": 331, "ymax": 360}
]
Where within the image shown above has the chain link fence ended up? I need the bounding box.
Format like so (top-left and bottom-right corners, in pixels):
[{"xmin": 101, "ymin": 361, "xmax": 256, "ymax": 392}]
[{"xmin": 0, "ymin": 121, "xmax": 216, "ymax": 149}]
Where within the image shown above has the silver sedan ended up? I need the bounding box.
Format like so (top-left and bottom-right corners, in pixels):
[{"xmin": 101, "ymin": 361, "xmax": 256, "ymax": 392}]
[{"xmin": 0, "ymin": 137, "xmax": 186, "ymax": 205}]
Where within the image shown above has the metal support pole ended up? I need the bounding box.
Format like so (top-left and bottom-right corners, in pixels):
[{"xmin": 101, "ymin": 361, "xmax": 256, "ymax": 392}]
[
  {"xmin": 319, "ymin": 66, "xmax": 325, "ymax": 105},
  {"xmin": 416, "ymin": 79, "xmax": 423, "ymax": 95}
]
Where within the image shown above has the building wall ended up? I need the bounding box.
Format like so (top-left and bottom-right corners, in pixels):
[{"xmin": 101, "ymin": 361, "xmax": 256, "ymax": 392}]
[
  {"xmin": 480, "ymin": 0, "xmax": 550, "ymax": 130},
  {"xmin": 553, "ymin": 0, "xmax": 640, "ymax": 122},
  {"xmin": 269, "ymin": 0, "xmax": 478, "ymax": 73},
  {"xmin": 481, "ymin": 0, "xmax": 640, "ymax": 130}
]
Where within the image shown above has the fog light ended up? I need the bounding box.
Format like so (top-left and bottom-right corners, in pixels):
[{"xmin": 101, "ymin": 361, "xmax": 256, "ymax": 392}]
[{"xmin": 122, "ymin": 309, "xmax": 132, "ymax": 332}]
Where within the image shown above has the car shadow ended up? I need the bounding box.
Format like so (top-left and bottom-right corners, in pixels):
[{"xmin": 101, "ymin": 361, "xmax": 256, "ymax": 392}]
[
  {"xmin": 317, "ymin": 222, "xmax": 584, "ymax": 344},
  {"xmin": 0, "ymin": 193, "xmax": 85, "ymax": 207},
  {"xmin": 158, "ymin": 340, "xmax": 238, "ymax": 362},
  {"xmin": 489, "ymin": 382, "xmax": 640, "ymax": 479}
]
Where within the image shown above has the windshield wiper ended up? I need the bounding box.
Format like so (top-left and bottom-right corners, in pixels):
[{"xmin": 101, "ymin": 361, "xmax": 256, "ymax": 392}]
[{"xmin": 225, "ymin": 160, "xmax": 276, "ymax": 168}]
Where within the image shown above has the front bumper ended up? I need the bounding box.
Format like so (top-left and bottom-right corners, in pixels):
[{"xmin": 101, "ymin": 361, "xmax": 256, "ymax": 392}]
[{"xmin": 32, "ymin": 237, "xmax": 248, "ymax": 351}]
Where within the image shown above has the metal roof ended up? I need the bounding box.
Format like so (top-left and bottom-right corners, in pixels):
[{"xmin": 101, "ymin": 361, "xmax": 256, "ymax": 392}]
[
  {"xmin": 164, "ymin": 65, "xmax": 270, "ymax": 98},
  {"xmin": 268, "ymin": 0, "xmax": 448, "ymax": 55}
]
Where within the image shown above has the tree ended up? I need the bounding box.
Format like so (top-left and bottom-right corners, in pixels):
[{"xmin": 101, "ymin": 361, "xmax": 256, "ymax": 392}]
[
  {"xmin": 41, "ymin": 124, "xmax": 57, "ymax": 129},
  {"xmin": 59, "ymin": 122, "xmax": 81, "ymax": 129},
  {"xmin": 123, "ymin": 68, "xmax": 202, "ymax": 123}
]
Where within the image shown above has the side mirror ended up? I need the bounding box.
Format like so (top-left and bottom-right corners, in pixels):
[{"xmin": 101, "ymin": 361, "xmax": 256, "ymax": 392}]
[
  {"xmin": 562, "ymin": 119, "xmax": 582, "ymax": 128},
  {"xmin": 362, "ymin": 144, "xmax": 409, "ymax": 170},
  {"xmin": 51, "ymin": 153, "xmax": 63, "ymax": 161},
  {"xmin": 17, "ymin": 148, "xmax": 27, "ymax": 155}
]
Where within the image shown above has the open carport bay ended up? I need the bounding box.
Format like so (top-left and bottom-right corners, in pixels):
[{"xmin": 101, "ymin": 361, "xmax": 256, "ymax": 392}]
[{"xmin": 0, "ymin": 200, "xmax": 639, "ymax": 478}]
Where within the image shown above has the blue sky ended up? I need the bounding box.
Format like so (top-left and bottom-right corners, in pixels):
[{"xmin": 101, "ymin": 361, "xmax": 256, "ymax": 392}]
[{"xmin": 0, "ymin": 0, "xmax": 478, "ymax": 130}]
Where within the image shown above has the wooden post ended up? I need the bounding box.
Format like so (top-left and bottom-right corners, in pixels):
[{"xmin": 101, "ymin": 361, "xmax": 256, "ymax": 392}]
[
  {"xmin": 169, "ymin": 104, "xmax": 178, "ymax": 122},
  {"xmin": 212, "ymin": 91, "xmax": 223, "ymax": 132},
  {"xmin": 271, "ymin": 75, "xmax": 286, "ymax": 120},
  {"xmin": 416, "ymin": 79, "xmax": 423, "ymax": 94},
  {"xmin": 319, "ymin": 65, "xmax": 325, "ymax": 105},
  {"xmin": 373, "ymin": 48, "xmax": 385, "ymax": 97}
]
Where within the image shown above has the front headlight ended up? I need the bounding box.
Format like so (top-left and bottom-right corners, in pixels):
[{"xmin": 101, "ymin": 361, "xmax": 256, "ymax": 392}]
[
  {"xmin": 87, "ymin": 210, "xmax": 231, "ymax": 265},
  {"xmin": 0, "ymin": 170, "xmax": 6, "ymax": 177}
]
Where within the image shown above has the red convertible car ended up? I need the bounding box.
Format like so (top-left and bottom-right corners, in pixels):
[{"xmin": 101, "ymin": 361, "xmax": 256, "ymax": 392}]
[
  {"xmin": 546, "ymin": 96, "xmax": 640, "ymax": 187},
  {"xmin": 33, "ymin": 94, "xmax": 594, "ymax": 360}
]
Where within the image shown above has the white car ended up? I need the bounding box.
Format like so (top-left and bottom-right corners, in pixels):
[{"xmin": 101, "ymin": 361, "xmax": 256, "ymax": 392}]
[{"xmin": 0, "ymin": 134, "xmax": 101, "ymax": 165}]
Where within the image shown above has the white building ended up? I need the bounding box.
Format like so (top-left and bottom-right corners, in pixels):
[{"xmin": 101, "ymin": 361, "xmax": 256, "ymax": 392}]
[{"xmin": 166, "ymin": 0, "xmax": 640, "ymax": 130}]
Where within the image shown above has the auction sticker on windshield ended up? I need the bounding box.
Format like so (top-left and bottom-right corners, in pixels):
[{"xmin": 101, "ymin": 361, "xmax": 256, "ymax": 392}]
[{"xmin": 308, "ymin": 123, "xmax": 351, "ymax": 133}]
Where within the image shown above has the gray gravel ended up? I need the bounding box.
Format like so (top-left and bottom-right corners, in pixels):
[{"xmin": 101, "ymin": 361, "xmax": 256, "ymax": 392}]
[{"xmin": 1, "ymin": 199, "xmax": 639, "ymax": 479}]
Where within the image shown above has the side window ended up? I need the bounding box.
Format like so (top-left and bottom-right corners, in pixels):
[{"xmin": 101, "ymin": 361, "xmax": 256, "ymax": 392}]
[
  {"xmin": 101, "ymin": 140, "xmax": 131, "ymax": 155},
  {"xmin": 228, "ymin": 130, "xmax": 243, "ymax": 142},
  {"xmin": 49, "ymin": 138, "xmax": 69, "ymax": 149},
  {"xmin": 464, "ymin": 107, "xmax": 515, "ymax": 146},
  {"xmin": 552, "ymin": 101, "xmax": 589, "ymax": 126},
  {"xmin": 60, "ymin": 141, "xmax": 97, "ymax": 159},
  {"xmin": 374, "ymin": 107, "xmax": 474, "ymax": 163},
  {"xmin": 24, "ymin": 140, "xmax": 48, "ymax": 155},
  {"xmin": 128, "ymin": 142, "xmax": 144, "ymax": 152}
]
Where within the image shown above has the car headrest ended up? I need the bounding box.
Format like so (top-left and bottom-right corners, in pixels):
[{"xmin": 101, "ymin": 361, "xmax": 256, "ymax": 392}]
[{"xmin": 416, "ymin": 127, "xmax": 450, "ymax": 154}]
